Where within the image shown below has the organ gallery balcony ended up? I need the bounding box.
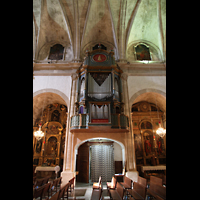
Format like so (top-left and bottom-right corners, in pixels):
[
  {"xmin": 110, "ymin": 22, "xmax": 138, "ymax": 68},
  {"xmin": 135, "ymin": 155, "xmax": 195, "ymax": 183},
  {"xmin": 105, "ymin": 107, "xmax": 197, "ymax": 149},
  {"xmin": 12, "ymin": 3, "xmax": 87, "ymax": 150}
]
[{"xmin": 70, "ymin": 114, "xmax": 129, "ymax": 133}]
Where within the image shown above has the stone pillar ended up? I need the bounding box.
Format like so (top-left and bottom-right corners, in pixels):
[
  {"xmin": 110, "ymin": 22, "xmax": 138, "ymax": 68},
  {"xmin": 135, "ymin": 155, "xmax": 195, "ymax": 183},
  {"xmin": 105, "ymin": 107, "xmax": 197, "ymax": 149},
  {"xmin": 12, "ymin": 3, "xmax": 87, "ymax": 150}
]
[
  {"xmin": 121, "ymin": 73, "xmax": 137, "ymax": 172},
  {"xmin": 121, "ymin": 73, "xmax": 138, "ymax": 181},
  {"xmin": 61, "ymin": 74, "xmax": 78, "ymax": 187}
]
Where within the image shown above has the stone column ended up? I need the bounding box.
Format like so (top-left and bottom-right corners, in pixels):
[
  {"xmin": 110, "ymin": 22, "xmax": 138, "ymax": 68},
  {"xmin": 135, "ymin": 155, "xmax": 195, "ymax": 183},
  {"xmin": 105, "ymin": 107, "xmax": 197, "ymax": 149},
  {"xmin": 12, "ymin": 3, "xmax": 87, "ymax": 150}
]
[
  {"xmin": 121, "ymin": 73, "xmax": 138, "ymax": 181},
  {"xmin": 61, "ymin": 74, "xmax": 78, "ymax": 186}
]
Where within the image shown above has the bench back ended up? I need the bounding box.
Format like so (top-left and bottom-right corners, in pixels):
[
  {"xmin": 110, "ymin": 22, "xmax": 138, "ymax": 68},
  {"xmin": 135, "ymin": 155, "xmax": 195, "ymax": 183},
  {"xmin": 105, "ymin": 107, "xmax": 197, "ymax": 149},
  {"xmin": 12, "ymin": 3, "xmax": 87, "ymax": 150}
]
[
  {"xmin": 33, "ymin": 184, "xmax": 46, "ymax": 199},
  {"xmin": 133, "ymin": 182, "xmax": 146, "ymax": 199},
  {"xmin": 138, "ymin": 176, "xmax": 147, "ymax": 188},
  {"xmin": 154, "ymin": 184, "xmax": 166, "ymax": 199},
  {"xmin": 150, "ymin": 176, "xmax": 162, "ymax": 186},
  {"xmin": 112, "ymin": 177, "xmax": 117, "ymax": 188},
  {"xmin": 116, "ymin": 182, "xmax": 124, "ymax": 199},
  {"xmin": 124, "ymin": 176, "xmax": 133, "ymax": 188}
]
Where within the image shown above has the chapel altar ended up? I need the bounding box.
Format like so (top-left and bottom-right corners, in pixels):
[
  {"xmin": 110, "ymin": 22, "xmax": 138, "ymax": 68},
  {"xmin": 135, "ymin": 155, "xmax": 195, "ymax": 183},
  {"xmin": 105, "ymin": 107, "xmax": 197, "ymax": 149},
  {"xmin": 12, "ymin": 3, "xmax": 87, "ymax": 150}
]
[{"xmin": 35, "ymin": 165, "xmax": 60, "ymax": 179}]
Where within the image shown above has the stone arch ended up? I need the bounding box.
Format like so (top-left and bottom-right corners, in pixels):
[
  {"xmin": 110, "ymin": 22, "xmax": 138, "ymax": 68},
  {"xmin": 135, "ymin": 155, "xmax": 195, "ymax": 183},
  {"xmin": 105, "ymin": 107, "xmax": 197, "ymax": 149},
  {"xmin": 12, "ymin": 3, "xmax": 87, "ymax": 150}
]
[
  {"xmin": 129, "ymin": 88, "xmax": 166, "ymax": 112},
  {"xmin": 33, "ymin": 89, "xmax": 70, "ymax": 126},
  {"xmin": 74, "ymin": 137, "xmax": 126, "ymax": 173}
]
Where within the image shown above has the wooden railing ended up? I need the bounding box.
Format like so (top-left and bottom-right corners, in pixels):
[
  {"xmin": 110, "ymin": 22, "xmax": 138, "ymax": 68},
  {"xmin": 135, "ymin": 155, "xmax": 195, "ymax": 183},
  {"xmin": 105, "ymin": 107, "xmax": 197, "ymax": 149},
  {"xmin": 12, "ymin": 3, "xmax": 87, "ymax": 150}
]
[{"xmin": 70, "ymin": 114, "xmax": 129, "ymax": 130}]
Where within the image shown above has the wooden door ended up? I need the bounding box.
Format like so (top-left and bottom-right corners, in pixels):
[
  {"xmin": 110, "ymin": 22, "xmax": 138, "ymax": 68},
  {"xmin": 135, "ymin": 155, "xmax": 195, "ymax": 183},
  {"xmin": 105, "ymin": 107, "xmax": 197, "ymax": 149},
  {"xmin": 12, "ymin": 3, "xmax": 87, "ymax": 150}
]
[{"xmin": 76, "ymin": 142, "xmax": 89, "ymax": 183}]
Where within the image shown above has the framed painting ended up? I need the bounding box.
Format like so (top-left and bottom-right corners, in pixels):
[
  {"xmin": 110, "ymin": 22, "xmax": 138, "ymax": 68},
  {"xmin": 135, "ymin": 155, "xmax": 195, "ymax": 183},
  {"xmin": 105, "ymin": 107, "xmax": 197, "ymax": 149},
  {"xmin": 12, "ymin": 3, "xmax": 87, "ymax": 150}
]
[{"xmin": 135, "ymin": 44, "xmax": 151, "ymax": 60}]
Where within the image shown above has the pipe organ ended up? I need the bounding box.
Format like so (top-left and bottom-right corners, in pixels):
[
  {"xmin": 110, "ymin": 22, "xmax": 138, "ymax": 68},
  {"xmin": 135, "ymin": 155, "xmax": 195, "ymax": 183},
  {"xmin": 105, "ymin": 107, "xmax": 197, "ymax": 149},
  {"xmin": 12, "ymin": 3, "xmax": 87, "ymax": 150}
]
[{"xmin": 72, "ymin": 45, "xmax": 128, "ymax": 128}]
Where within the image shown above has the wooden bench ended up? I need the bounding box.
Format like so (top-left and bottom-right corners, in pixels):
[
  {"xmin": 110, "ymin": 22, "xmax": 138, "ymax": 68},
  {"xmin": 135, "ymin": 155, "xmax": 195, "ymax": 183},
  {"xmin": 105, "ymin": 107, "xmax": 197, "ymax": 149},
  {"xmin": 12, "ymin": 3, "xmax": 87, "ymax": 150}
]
[
  {"xmin": 49, "ymin": 182, "xmax": 70, "ymax": 200},
  {"xmin": 91, "ymin": 189, "xmax": 102, "ymax": 200},
  {"xmin": 107, "ymin": 177, "xmax": 117, "ymax": 190},
  {"xmin": 109, "ymin": 182, "xmax": 124, "ymax": 200},
  {"xmin": 127, "ymin": 182, "xmax": 146, "ymax": 200},
  {"xmin": 150, "ymin": 175, "xmax": 163, "ymax": 186},
  {"xmin": 42, "ymin": 182, "xmax": 52, "ymax": 199},
  {"xmin": 120, "ymin": 176, "xmax": 133, "ymax": 189},
  {"xmin": 93, "ymin": 176, "xmax": 102, "ymax": 190},
  {"xmin": 146, "ymin": 181, "xmax": 166, "ymax": 200},
  {"xmin": 68, "ymin": 177, "xmax": 75, "ymax": 192},
  {"xmin": 51, "ymin": 178, "xmax": 60, "ymax": 196},
  {"xmin": 137, "ymin": 176, "xmax": 147, "ymax": 188},
  {"xmin": 33, "ymin": 183, "xmax": 47, "ymax": 200}
]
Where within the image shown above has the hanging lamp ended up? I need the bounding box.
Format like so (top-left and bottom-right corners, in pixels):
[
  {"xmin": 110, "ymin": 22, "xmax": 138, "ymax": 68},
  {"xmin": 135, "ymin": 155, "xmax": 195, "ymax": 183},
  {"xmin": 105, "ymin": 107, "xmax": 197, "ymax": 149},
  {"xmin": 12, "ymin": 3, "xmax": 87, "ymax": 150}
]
[
  {"xmin": 156, "ymin": 121, "xmax": 166, "ymax": 138},
  {"xmin": 34, "ymin": 123, "xmax": 44, "ymax": 141}
]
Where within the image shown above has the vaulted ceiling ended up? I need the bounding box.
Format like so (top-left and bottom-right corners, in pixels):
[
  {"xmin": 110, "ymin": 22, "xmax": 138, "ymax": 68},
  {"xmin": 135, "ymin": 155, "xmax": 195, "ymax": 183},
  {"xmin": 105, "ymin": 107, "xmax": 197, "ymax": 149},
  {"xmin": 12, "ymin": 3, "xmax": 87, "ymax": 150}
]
[{"xmin": 33, "ymin": 0, "xmax": 166, "ymax": 62}]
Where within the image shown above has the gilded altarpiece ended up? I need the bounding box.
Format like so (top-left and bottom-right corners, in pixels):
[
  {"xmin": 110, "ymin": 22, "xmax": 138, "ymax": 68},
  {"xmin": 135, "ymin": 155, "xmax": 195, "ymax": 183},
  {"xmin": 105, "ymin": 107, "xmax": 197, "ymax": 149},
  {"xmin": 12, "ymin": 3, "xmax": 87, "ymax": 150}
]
[
  {"xmin": 33, "ymin": 103, "xmax": 67, "ymax": 170},
  {"xmin": 132, "ymin": 101, "xmax": 166, "ymax": 172}
]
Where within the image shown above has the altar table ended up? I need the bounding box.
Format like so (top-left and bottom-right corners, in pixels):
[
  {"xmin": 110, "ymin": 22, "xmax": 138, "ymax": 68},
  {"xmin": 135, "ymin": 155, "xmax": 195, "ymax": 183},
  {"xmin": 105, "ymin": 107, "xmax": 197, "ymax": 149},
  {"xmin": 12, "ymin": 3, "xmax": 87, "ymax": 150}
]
[
  {"xmin": 35, "ymin": 166, "xmax": 60, "ymax": 179},
  {"xmin": 141, "ymin": 165, "xmax": 166, "ymax": 178}
]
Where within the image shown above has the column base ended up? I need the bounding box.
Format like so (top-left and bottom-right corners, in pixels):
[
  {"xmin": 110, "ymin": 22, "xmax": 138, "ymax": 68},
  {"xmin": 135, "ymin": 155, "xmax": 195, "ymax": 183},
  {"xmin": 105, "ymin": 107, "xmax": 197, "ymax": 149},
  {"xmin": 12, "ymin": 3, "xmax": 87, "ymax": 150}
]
[
  {"xmin": 125, "ymin": 171, "xmax": 139, "ymax": 182},
  {"xmin": 61, "ymin": 171, "xmax": 76, "ymax": 187}
]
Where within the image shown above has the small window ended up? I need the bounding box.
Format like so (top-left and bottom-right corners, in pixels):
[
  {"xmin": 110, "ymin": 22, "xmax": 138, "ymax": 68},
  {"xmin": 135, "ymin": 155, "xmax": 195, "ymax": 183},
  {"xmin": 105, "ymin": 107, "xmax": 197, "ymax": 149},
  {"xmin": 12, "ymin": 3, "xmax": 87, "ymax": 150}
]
[
  {"xmin": 93, "ymin": 43, "xmax": 107, "ymax": 50},
  {"xmin": 135, "ymin": 44, "xmax": 151, "ymax": 61},
  {"xmin": 48, "ymin": 44, "xmax": 64, "ymax": 60}
]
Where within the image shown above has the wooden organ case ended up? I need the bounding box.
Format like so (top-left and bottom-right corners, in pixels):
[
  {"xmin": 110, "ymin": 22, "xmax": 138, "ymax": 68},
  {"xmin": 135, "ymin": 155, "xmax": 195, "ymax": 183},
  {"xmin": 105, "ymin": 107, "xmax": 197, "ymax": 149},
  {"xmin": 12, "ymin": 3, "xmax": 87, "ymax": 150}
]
[{"xmin": 75, "ymin": 46, "xmax": 125, "ymax": 126}]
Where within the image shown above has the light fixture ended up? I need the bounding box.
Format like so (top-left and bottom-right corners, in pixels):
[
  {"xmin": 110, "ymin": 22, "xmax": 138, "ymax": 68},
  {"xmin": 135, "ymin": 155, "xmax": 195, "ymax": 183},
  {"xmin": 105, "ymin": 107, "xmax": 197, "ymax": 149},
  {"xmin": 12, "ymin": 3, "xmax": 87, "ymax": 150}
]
[
  {"xmin": 156, "ymin": 121, "xmax": 166, "ymax": 137},
  {"xmin": 34, "ymin": 123, "xmax": 44, "ymax": 141}
]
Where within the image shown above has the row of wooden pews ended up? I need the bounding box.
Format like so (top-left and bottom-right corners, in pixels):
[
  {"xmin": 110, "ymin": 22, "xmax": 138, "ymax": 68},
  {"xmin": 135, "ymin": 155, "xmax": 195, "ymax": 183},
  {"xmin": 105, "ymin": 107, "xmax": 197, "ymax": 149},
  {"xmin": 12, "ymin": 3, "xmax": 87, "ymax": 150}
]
[
  {"xmin": 33, "ymin": 176, "xmax": 75, "ymax": 200},
  {"xmin": 104, "ymin": 174, "xmax": 166, "ymax": 200}
]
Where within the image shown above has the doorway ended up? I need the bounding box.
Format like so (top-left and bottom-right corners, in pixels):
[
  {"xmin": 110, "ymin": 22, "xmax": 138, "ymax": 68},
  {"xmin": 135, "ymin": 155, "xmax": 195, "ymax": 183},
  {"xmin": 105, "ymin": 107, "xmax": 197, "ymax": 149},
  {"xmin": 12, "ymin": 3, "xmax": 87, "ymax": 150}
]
[
  {"xmin": 90, "ymin": 144, "xmax": 114, "ymax": 182},
  {"xmin": 76, "ymin": 138, "xmax": 125, "ymax": 183}
]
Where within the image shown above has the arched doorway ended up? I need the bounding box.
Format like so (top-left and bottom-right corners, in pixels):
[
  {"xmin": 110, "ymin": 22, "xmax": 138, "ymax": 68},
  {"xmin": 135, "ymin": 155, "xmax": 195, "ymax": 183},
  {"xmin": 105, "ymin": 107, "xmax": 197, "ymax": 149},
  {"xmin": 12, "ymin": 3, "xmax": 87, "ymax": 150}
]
[{"xmin": 75, "ymin": 138, "xmax": 125, "ymax": 183}]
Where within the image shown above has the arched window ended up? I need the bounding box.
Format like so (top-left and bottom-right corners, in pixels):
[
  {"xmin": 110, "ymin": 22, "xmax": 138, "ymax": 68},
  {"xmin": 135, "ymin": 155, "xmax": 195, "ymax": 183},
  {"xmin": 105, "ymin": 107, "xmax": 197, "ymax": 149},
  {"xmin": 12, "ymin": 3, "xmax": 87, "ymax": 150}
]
[
  {"xmin": 92, "ymin": 43, "xmax": 107, "ymax": 50},
  {"xmin": 48, "ymin": 44, "xmax": 64, "ymax": 60}
]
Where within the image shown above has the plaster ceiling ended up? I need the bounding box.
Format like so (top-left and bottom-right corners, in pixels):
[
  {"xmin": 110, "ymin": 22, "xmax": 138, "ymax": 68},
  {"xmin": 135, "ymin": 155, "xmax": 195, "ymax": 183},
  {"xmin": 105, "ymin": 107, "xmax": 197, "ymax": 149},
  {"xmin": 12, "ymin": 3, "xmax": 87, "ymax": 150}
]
[{"xmin": 33, "ymin": 0, "xmax": 166, "ymax": 61}]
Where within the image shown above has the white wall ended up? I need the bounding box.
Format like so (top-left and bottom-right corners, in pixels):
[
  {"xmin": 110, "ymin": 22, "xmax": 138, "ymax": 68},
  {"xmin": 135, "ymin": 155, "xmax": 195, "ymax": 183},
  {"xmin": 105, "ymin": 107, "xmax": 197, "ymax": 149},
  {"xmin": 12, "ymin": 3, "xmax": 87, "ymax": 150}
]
[
  {"xmin": 113, "ymin": 142, "xmax": 122, "ymax": 161},
  {"xmin": 33, "ymin": 76, "xmax": 71, "ymax": 99},
  {"xmin": 128, "ymin": 76, "xmax": 166, "ymax": 100}
]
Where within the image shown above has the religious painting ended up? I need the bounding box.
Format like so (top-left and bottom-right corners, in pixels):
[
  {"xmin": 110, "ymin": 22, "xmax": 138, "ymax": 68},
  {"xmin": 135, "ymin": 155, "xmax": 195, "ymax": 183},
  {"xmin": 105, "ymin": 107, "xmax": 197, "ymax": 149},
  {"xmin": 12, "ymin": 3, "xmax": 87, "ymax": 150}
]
[
  {"xmin": 135, "ymin": 44, "xmax": 151, "ymax": 60},
  {"xmin": 156, "ymin": 136, "xmax": 165, "ymax": 155},
  {"xmin": 48, "ymin": 44, "xmax": 64, "ymax": 60},
  {"xmin": 46, "ymin": 137, "xmax": 58, "ymax": 156},
  {"xmin": 134, "ymin": 134, "xmax": 143, "ymax": 157},
  {"xmin": 35, "ymin": 139, "xmax": 42, "ymax": 153},
  {"xmin": 51, "ymin": 110, "xmax": 60, "ymax": 122},
  {"xmin": 143, "ymin": 131, "xmax": 153, "ymax": 156},
  {"xmin": 141, "ymin": 121, "xmax": 152, "ymax": 129}
]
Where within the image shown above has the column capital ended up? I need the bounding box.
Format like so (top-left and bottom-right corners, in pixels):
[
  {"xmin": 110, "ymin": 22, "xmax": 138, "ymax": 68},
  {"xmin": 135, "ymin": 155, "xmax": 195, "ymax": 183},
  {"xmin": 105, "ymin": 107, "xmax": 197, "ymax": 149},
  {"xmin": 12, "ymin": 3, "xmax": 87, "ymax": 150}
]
[
  {"xmin": 71, "ymin": 73, "xmax": 78, "ymax": 81},
  {"xmin": 121, "ymin": 73, "xmax": 128, "ymax": 81}
]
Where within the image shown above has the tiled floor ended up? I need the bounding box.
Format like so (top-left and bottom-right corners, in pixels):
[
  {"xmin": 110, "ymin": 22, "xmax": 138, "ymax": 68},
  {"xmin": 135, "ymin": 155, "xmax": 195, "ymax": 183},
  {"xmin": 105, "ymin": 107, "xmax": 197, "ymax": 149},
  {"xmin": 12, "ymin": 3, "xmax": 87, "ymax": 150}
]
[{"xmin": 72, "ymin": 182, "xmax": 111, "ymax": 200}]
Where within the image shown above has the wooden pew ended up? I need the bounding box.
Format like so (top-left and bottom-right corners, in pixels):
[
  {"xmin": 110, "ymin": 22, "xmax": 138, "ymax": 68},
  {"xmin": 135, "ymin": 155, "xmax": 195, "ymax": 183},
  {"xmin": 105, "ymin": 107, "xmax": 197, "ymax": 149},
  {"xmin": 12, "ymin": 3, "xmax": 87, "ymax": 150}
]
[
  {"xmin": 127, "ymin": 182, "xmax": 146, "ymax": 200},
  {"xmin": 137, "ymin": 176, "xmax": 147, "ymax": 188},
  {"xmin": 42, "ymin": 182, "xmax": 52, "ymax": 199},
  {"xmin": 146, "ymin": 181, "xmax": 166, "ymax": 200},
  {"xmin": 33, "ymin": 183, "xmax": 46, "ymax": 200},
  {"xmin": 150, "ymin": 176, "xmax": 162, "ymax": 186},
  {"xmin": 109, "ymin": 182, "xmax": 124, "ymax": 200},
  {"xmin": 51, "ymin": 178, "xmax": 60, "ymax": 196},
  {"xmin": 107, "ymin": 177, "xmax": 117, "ymax": 190},
  {"xmin": 93, "ymin": 176, "xmax": 102, "ymax": 190},
  {"xmin": 91, "ymin": 189, "xmax": 102, "ymax": 200},
  {"xmin": 68, "ymin": 177, "xmax": 75, "ymax": 192},
  {"xmin": 120, "ymin": 176, "xmax": 133, "ymax": 189},
  {"xmin": 49, "ymin": 182, "xmax": 69, "ymax": 200}
]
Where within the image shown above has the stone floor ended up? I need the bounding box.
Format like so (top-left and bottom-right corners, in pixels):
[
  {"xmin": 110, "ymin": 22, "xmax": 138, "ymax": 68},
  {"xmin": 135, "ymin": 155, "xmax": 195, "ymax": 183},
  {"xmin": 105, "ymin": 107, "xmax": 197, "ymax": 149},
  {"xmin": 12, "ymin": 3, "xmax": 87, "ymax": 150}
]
[{"xmin": 71, "ymin": 182, "xmax": 111, "ymax": 200}]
